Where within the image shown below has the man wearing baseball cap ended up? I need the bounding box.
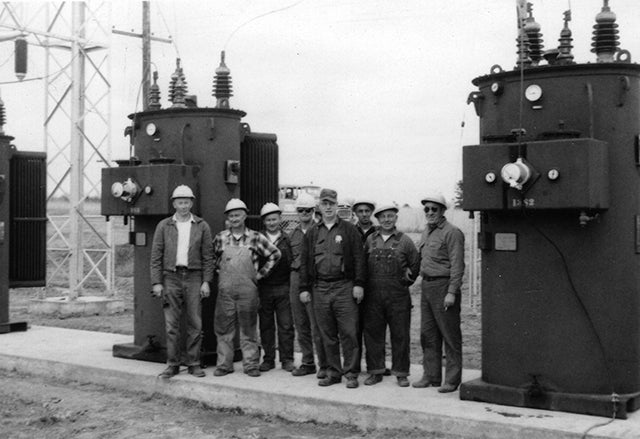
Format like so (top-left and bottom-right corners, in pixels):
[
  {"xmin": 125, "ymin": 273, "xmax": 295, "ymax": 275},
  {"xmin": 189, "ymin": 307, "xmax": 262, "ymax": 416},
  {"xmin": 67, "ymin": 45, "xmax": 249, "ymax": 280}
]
[
  {"xmin": 212, "ymin": 198, "xmax": 281, "ymax": 377},
  {"xmin": 299, "ymin": 188, "xmax": 366, "ymax": 388},
  {"xmin": 363, "ymin": 204, "xmax": 419, "ymax": 387},
  {"xmin": 413, "ymin": 193, "xmax": 465, "ymax": 393},
  {"xmin": 150, "ymin": 185, "xmax": 213, "ymax": 379}
]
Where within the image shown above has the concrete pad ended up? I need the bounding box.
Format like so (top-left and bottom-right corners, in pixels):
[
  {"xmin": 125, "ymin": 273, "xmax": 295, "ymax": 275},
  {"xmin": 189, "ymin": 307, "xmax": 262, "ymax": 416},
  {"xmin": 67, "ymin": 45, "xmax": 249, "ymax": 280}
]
[
  {"xmin": 0, "ymin": 326, "xmax": 638, "ymax": 438},
  {"xmin": 29, "ymin": 296, "xmax": 125, "ymax": 316}
]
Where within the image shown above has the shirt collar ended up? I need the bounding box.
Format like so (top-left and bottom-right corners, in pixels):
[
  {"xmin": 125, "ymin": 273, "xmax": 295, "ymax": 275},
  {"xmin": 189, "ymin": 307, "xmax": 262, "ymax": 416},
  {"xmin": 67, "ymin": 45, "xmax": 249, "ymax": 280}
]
[
  {"xmin": 172, "ymin": 213, "xmax": 194, "ymax": 223},
  {"xmin": 375, "ymin": 228, "xmax": 398, "ymax": 239}
]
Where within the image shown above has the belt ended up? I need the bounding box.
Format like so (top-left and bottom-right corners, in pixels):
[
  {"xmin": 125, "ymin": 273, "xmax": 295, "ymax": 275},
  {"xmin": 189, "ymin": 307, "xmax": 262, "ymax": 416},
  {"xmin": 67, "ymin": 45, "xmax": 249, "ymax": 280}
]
[
  {"xmin": 174, "ymin": 266, "xmax": 200, "ymax": 272},
  {"xmin": 317, "ymin": 276, "xmax": 345, "ymax": 282},
  {"xmin": 424, "ymin": 275, "xmax": 450, "ymax": 282}
]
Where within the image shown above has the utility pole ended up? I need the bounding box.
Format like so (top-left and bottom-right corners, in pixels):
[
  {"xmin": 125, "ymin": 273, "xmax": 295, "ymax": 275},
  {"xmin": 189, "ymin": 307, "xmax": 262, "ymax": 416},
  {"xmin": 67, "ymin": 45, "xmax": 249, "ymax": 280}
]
[
  {"xmin": 68, "ymin": 2, "xmax": 86, "ymax": 298},
  {"xmin": 112, "ymin": 1, "xmax": 172, "ymax": 111},
  {"xmin": 142, "ymin": 1, "xmax": 151, "ymax": 110}
]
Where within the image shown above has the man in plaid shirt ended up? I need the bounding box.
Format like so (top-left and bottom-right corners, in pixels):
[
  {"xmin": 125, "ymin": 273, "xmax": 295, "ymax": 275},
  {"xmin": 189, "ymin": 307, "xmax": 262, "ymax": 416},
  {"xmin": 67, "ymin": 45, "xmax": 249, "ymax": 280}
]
[{"xmin": 212, "ymin": 198, "xmax": 281, "ymax": 377}]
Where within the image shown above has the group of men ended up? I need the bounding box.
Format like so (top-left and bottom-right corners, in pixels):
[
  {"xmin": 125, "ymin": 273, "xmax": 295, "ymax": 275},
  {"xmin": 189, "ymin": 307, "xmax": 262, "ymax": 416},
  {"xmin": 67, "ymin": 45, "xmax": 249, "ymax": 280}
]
[{"xmin": 150, "ymin": 185, "xmax": 465, "ymax": 393}]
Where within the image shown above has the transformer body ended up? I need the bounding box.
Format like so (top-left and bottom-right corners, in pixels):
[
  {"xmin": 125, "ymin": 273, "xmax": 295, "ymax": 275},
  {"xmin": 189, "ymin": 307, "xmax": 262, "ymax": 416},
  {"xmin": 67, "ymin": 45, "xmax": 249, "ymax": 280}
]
[
  {"xmin": 0, "ymin": 134, "xmax": 46, "ymax": 333},
  {"xmin": 460, "ymin": 63, "xmax": 640, "ymax": 418},
  {"xmin": 102, "ymin": 107, "xmax": 278, "ymax": 364}
]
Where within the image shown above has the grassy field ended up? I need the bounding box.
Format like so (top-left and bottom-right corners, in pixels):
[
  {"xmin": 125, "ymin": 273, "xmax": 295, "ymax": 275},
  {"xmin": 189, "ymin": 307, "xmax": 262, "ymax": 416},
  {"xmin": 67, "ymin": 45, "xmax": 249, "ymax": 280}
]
[{"xmin": 9, "ymin": 203, "xmax": 482, "ymax": 370}]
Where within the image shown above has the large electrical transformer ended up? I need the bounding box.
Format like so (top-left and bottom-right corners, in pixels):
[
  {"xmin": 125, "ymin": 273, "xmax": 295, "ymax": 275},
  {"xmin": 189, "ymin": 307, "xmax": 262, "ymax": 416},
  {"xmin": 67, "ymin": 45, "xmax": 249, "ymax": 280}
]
[
  {"xmin": 0, "ymin": 99, "xmax": 46, "ymax": 334},
  {"xmin": 101, "ymin": 53, "xmax": 278, "ymax": 364},
  {"xmin": 460, "ymin": 3, "xmax": 640, "ymax": 418}
]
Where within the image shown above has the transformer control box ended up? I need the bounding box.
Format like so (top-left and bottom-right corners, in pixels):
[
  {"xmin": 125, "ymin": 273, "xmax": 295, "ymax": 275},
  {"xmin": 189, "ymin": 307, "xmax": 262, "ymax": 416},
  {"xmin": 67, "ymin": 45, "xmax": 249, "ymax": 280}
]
[
  {"xmin": 101, "ymin": 164, "xmax": 200, "ymax": 217},
  {"xmin": 463, "ymin": 138, "xmax": 609, "ymax": 211}
]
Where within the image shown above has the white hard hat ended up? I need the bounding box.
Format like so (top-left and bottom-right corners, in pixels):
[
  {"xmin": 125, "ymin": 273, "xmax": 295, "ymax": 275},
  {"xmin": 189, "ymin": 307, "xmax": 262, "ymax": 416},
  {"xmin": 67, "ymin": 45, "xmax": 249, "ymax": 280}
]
[
  {"xmin": 421, "ymin": 193, "xmax": 447, "ymax": 209},
  {"xmin": 224, "ymin": 198, "xmax": 248, "ymax": 214},
  {"xmin": 352, "ymin": 199, "xmax": 376, "ymax": 211},
  {"xmin": 171, "ymin": 185, "xmax": 195, "ymax": 199},
  {"xmin": 295, "ymin": 193, "xmax": 316, "ymax": 209},
  {"xmin": 260, "ymin": 202, "xmax": 281, "ymax": 218},
  {"xmin": 373, "ymin": 204, "xmax": 398, "ymax": 217}
]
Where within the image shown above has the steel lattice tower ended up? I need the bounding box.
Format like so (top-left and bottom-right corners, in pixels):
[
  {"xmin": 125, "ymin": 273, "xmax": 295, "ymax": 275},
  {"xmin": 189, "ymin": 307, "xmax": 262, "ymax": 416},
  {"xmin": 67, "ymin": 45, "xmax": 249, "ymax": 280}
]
[{"xmin": 0, "ymin": 2, "xmax": 113, "ymax": 298}]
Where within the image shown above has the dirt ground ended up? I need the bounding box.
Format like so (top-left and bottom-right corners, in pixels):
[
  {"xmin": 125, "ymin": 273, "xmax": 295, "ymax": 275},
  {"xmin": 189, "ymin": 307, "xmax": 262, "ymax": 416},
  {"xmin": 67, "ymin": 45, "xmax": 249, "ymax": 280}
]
[{"xmin": 0, "ymin": 369, "xmax": 461, "ymax": 439}]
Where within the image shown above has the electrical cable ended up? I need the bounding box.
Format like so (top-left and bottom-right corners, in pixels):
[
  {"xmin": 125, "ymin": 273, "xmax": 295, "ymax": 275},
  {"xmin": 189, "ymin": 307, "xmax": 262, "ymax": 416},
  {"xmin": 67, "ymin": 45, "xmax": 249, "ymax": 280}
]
[
  {"xmin": 156, "ymin": 3, "xmax": 179, "ymax": 58},
  {"xmin": 0, "ymin": 55, "xmax": 74, "ymax": 85},
  {"xmin": 224, "ymin": 0, "xmax": 306, "ymax": 50},
  {"xmin": 521, "ymin": 210, "xmax": 619, "ymax": 434}
]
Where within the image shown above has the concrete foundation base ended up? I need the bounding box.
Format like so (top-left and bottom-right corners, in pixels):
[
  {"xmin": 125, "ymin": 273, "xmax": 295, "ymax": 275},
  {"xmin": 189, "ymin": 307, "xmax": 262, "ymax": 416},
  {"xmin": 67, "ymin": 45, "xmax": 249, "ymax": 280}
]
[{"xmin": 29, "ymin": 296, "xmax": 125, "ymax": 316}]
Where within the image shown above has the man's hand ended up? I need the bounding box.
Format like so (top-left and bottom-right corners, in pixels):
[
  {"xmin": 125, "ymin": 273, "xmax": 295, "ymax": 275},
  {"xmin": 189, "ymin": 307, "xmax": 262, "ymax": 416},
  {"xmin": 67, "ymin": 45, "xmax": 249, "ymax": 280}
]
[
  {"xmin": 404, "ymin": 268, "xmax": 414, "ymax": 284},
  {"xmin": 200, "ymin": 281, "xmax": 210, "ymax": 299},
  {"xmin": 353, "ymin": 286, "xmax": 364, "ymax": 304},
  {"xmin": 444, "ymin": 292, "xmax": 456, "ymax": 310},
  {"xmin": 151, "ymin": 283, "xmax": 163, "ymax": 298},
  {"xmin": 300, "ymin": 291, "xmax": 311, "ymax": 304}
]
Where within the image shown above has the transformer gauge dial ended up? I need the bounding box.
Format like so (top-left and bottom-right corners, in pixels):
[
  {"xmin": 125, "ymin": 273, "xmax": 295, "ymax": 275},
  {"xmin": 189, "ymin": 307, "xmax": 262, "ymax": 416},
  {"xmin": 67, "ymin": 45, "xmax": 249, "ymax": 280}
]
[
  {"xmin": 145, "ymin": 122, "xmax": 158, "ymax": 136},
  {"xmin": 525, "ymin": 84, "xmax": 543, "ymax": 102}
]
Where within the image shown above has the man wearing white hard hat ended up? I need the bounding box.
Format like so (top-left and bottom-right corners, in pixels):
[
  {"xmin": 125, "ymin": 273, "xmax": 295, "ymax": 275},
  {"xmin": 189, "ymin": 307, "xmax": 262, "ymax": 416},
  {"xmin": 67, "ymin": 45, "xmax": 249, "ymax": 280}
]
[
  {"xmin": 288, "ymin": 193, "xmax": 327, "ymax": 378},
  {"xmin": 351, "ymin": 199, "xmax": 378, "ymax": 376},
  {"xmin": 257, "ymin": 202, "xmax": 295, "ymax": 373},
  {"xmin": 413, "ymin": 193, "xmax": 465, "ymax": 393},
  {"xmin": 352, "ymin": 200, "xmax": 377, "ymax": 243},
  {"xmin": 212, "ymin": 198, "xmax": 281, "ymax": 377},
  {"xmin": 150, "ymin": 185, "xmax": 213, "ymax": 379},
  {"xmin": 363, "ymin": 204, "xmax": 419, "ymax": 387}
]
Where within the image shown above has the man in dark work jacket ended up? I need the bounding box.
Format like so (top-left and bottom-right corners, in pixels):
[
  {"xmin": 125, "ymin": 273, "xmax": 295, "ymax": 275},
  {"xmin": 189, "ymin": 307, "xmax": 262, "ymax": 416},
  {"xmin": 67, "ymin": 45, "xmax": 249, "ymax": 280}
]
[{"xmin": 299, "ymin": 188, "xmax": 366, "ymax": 389}]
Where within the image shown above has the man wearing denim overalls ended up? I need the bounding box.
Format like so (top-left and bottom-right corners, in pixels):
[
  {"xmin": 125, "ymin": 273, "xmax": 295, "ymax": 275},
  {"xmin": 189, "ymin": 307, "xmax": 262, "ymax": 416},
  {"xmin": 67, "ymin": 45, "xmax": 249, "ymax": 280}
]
[
  {"xmin": 363, "ymin": 205, "xmax": 419, "ymax": 387},
  {"xmin": 212, "ymin": 198, "xmax": 281, "ymax": 377}
]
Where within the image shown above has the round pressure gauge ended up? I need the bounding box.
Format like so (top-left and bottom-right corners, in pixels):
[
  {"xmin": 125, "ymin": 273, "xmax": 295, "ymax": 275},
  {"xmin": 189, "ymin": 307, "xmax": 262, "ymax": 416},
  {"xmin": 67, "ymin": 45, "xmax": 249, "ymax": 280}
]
[
  {"xmin": 525, "ymin": 84, "xmax": 543, "ymax": 102},
  {"xmin": 145, "ymin": 122, "xmax": 158, "ymax": 136},
  {"xmin": 144, "ymin": 185, "xmax": 153, "ymax": 195},
  {"xmin": 485, "ymin": 171, "xmax": 497, "ymax": 183},
  {"xmin": 490, "ymin": 82, "xmax": 504, "ymax": 95},
  {"xmin": 547, "ymin": 168, "xmax": 560, "ymax": 181},
  {"xmin": 111, "ymin": 182, "xmax": 124, "ymax": 198}
]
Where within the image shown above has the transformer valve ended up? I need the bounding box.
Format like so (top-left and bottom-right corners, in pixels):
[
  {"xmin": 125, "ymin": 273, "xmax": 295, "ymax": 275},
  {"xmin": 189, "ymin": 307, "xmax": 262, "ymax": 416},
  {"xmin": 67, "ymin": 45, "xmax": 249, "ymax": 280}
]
[{"xmin": 500, "ymin": 157, "xmax": 532, "ymax": 190}]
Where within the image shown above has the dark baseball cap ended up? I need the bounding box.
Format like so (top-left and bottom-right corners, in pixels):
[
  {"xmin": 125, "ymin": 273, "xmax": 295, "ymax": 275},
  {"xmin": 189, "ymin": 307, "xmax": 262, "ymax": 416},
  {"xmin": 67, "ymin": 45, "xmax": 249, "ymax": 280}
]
[{"xmin": 319, "ymin": 188, "xmax": 338, "ymax": 203}]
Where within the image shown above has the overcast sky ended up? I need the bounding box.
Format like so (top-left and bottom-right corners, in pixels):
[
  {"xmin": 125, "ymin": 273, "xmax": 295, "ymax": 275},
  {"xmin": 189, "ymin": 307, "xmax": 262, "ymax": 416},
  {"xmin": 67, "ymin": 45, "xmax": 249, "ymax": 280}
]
[{"xmin": 1, "ymin": 0, "xmax": 640, "ymax": 206}]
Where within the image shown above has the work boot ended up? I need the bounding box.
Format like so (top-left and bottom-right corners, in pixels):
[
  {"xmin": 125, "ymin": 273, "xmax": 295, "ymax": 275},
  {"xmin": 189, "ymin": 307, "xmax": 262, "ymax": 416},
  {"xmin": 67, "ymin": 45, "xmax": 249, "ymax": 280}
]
[
  {"xmin": 246, "ymin": 369, "xmax": 261, "ymax": 377},
  {"xmin": 259, "ymin": 361, "xmax": 275, "ymax": 372},
  {"xmin": 213, "ymin": 367, "xmax": 233, "ymax": 377},
  {"xmin": 397, "ymin": 377, "xmax": 410, "ymax": 387},
  {"xmin": 318, "ymin": 376, "xmax": 341, "ymax": 387},
  {"xmin": 292, "ymin": 364, "xmax": 317, "ymax": 376},
  {"xmin": 188, "ymin": 365, "xmax": 205, "ymax": 377},
  {"xmin": 346, "ymin": 377, "xmax": 359, "ymax": 389},
  {"xmin": 412, "ymin": 375, "xmax": 439, "ymax": 388},
  {"xmin": 383, "ymin": 368, "xmax": 392, "ymax": 376},
  {"xmin": 316, "ymin": 368, "xmax": 328, "ymax": 379},
  {"xmin": 281, "ymin": 360, "xmax": 295, "ymax": 372},
  {"xmin": 438, "ymin": 383, "xmax": 459, "ymax": 393},
  {"xmin": 158, "ymin": 365, "xmax": 179, "ymax": 379},
  {"xmin": 364, "ymin": 374, "xmax": 383, "ymax": 386}
]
